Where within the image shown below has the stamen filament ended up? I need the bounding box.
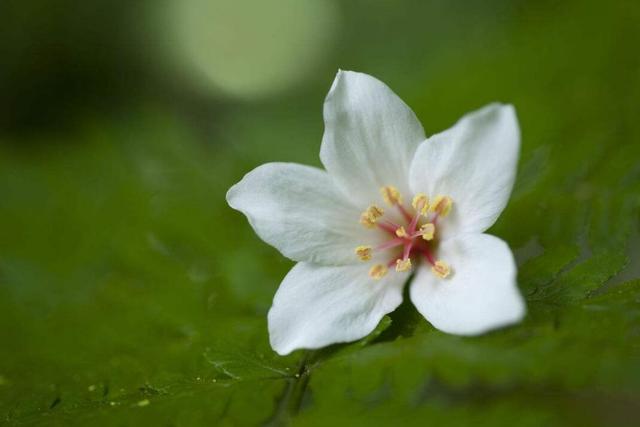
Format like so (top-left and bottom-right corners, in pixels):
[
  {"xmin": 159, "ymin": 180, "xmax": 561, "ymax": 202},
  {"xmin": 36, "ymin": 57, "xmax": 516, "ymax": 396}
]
[
  {"xmin": 375, "ymin": 238, "xmax": 405, "ymax": 251},
  {"xmin": 383, "ymin": 219, "xmax": 401, "ymax": 229},
  {"xmin": 396, "ymin": 204, "xmax": 413, "ymax": 222},
  {"xmin": 402, "ymin": 241, "xmax": 413, "ymax": 260},
  {"xmin": 421, "ymin": 246, "xmax": 436, "ymax": 266},
  {"xmin": 408, "ymin": 210, "xmax": 421, "ymax": 234},
  {"xmin": 377, "ymin": 222, "xmax": 398, "ymax": 235}
]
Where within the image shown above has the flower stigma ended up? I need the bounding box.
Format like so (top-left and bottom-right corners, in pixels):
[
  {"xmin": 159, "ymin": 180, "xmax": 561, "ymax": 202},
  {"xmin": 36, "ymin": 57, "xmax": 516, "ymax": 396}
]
[{"xmin": 360, "ymin": 186, "xmax": 454, "ymax": 280}]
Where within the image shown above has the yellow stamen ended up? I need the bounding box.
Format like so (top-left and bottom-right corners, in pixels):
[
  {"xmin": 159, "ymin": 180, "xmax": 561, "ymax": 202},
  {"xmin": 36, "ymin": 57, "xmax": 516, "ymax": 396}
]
[
  {"xmin": 411, "ymin": 193, "xmax": 429, "ymax": 215},
  {"xmin": 430, "ymin": 195, "xmax": 453, "ymax": 217},
  {"xmin": 369, "ymin": 264, "xmax": 388, "ymax": 279},
  {"xmin": 395, "ymin": 226, "xmax": 408, "ymax": 238},
  {"xmin": 395, "ymin": 258, "xmax": 412, "ymax": 272},
  {"xmin": 359, "ymin": 213, "xmax": 375, "ymax": 228},
  {"xmin": 431, "ymin": 260, "xmax": 451, "ymax": 278},
  {"xmin": 420, "ymin": 223, "xmax": 435, "ymax": 241},
  {"xmin": 368, "ymin": 205, "xmax": 384, "ymax": 218},
  {"xmin": 359, "ymin": 205, "xmax": 384, "ymax": 228},
  {"xmin": 380, "ymin": 185, "xmax": 402, "ymax": 206},
  {"xmin": 355, "ymin": 245, "xmax": 372, "ymax": 261}
]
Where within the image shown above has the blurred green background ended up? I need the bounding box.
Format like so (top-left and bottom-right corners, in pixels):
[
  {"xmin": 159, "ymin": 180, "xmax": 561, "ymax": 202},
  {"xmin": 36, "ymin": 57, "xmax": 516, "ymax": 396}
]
[{"xmin": 1, "ymin": 0, "xmax": 639, "ymax": 425}]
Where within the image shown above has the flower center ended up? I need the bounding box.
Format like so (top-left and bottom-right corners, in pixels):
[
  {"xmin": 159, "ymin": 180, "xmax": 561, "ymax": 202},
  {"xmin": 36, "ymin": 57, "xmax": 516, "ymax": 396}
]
[{"xmin": 355, "ymin": 185, "xmax": 453, "ymax": 280}]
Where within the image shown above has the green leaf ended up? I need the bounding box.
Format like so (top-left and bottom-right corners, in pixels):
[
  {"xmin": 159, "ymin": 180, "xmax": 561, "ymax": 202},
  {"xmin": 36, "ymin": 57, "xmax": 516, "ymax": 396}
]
[{"xmin": 2, "ymin": 1, "xmax": 640, "ymax": 425}]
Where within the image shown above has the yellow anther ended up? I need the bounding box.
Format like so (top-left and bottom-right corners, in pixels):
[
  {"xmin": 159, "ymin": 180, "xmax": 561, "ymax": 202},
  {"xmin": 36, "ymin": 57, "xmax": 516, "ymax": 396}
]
[
  {"xmin": 368, "ymin": 205, "xmax": 384, "ymax": 218},
  {"xmin": 395, "ymin": 258, "xmax": 412, "ymax": 272},
  {"xmin": 360, "ymin": 214, "xmax": 374, "ymax": 228},
  {"xmin": 430, "ymin": 195, "xmax": 453, "ymax": 217},
  {"xmin": 395, "ymin": 226, "xmax": 408, "ymax": 238},
  {"xmin": 380, "ymin": 185, "xmax": 402, "ymax": 206},
  {"xmin": 355, "ymin": 245, "xmax": 372, "ymax": 261},
  {"xmin": 420, "ymin": 223, "xmax": 435, "ymax": 241},
  {"xmin": 359, "ymin": 213, "xmax": 375, "ymax": 228},
  {"xmin": 369, "ymin": 264, "xmax": 388, "ymax": 280},
  {"xmin": 431, "ymin": 260, "xmax": 451, "ymax": 279},
  {"xmin": 411, "ymin": 193, "xmax": 429, "ymax": 215},
  {"xmin": 359, "ymin": 205, "xmax": 384, "ymax": 228}
]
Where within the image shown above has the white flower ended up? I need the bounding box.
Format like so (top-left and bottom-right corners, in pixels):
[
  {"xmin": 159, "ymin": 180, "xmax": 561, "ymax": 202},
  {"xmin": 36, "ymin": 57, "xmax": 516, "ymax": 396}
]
[{"xmin": 227, "ymin": 70, "xmax": 526, "ymax": 355}]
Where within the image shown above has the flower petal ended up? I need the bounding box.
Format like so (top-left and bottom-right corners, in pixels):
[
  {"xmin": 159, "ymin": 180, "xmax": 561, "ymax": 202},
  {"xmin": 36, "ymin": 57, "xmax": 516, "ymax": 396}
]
[
  {"xmin": 409, "ymin": 104, "xmax": 520, "ymax": 239},
  {"xmin": 227, "ymin": 162, "xmax": 373, "ymax": 265},
  {"xmin": 320, "ymin": 70, "xmax": 426, "ymax": 207},
  {"xmin": 410, "ymin": 233, "xmax": 525, "ymax": 335},
  {"xmin": 268, "ymin": 262, "xmax": 405, "ymax": 355}
]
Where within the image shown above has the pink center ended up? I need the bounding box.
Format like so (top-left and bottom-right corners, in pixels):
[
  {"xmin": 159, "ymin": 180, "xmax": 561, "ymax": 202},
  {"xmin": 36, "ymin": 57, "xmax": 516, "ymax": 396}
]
[
  {"xmin": 376, "ymin": 203, "xmax": 441, "ymax": 269},
  {"xmin": 358, "ymin": 188, "xmax": 452, "ymax": 279}
]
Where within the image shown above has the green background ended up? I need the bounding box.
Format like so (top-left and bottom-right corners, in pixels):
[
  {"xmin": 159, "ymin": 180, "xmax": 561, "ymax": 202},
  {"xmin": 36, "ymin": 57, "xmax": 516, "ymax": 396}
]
[{"xmin": 1, "ymin": 0, "xmax": 639, "ymax": 425}]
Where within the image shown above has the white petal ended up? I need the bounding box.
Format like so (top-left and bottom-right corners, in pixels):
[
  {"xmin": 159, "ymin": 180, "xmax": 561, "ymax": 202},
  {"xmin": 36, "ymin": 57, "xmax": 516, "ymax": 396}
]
[
  {"xmin": 268, "ymin": 262, "xmax": 405, "ymax": 355},
  {"xmin": 320, "ymin": 70, "xmax": 426, "ymax": 207},
  {"xmin": 409, "ymin": 104, "xmax": 520, "ymax": 239},
  {"xmin": 227, "ymin": 162, "xmax": 372, "ymax": 265},
  {"xmin": 410, "ymin": 233, "xmax": 525, "ymax": 335}
]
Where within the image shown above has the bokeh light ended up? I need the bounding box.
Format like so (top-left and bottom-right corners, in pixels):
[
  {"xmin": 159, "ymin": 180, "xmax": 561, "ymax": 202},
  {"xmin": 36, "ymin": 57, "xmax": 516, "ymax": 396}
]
[{"xmin": 166, "ymin": 0, "xmax": 339, "ymax": 99}]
